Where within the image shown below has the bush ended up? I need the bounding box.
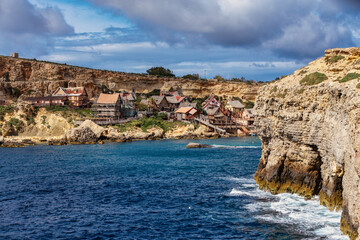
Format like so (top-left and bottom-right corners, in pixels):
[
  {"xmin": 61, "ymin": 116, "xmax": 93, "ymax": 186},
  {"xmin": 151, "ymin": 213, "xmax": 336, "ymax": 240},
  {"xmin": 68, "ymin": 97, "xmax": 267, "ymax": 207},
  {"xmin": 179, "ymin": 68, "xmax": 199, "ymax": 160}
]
[
  {"xmin": 146, "ymin": 89, "xmax": 161, "ymax": 98},
  {"xmin": 357, "ymin": 83, "xmax": 360, "ymax": 89},
  {"xmin": 146, "ymin": 67, "xmax": 175, "ymax": 77},
  {"xmin": 8, "ymin": 118, "xmax": 24, "ymax": 131},
  {"xmin": 300, "ymin": 72, "xmax": 328, "ymax": 85},
  {"xmin": 339, "ymin": 73, "xmax": 360, "ymax": 83},
  {"xmin": 0, "ymin": 105, "xmax": 14, "ymax": 121},
  {"xmin": 325, "ymin": 55, "xmax": 345, "ymax": 64},
  {"xmin": 297, "ymin": 88, "xmax": 305, "ymax": 94},
  {"xmin": 183, "ymin": 74, "xmax": 199, "ymax": 80}
]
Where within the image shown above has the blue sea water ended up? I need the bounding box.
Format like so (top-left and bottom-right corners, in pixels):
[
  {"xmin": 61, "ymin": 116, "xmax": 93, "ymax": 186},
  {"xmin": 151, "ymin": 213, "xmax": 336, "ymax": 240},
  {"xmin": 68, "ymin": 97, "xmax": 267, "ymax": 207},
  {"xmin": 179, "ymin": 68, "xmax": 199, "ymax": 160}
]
[{"xmin": 0, "ymin": 137, "xmax": 348, "ymax": 239}]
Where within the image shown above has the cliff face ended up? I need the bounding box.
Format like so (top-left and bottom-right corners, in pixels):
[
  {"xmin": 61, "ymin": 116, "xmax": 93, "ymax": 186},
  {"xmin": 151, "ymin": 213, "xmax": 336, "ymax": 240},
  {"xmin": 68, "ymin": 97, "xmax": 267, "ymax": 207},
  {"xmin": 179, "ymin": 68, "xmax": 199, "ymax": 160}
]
[
  {"xmin": 254, "ymin": 47, "xmax": 360, "ymax": 239},
  {"xmin": 0, "ymin": 56, "xmax": 259, "ymax": 100}
]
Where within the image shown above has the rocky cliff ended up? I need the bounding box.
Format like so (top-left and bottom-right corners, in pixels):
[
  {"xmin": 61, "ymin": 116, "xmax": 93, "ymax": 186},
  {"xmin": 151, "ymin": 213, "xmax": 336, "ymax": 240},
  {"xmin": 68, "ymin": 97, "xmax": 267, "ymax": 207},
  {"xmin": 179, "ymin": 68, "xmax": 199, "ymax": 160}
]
[
  {"xmin": 254, "ymin": 47, "xmax": 360, "ymax": 239},
  {"xmin": 0, "ymin": 56, "xmax": 259, "ymax": 100}
]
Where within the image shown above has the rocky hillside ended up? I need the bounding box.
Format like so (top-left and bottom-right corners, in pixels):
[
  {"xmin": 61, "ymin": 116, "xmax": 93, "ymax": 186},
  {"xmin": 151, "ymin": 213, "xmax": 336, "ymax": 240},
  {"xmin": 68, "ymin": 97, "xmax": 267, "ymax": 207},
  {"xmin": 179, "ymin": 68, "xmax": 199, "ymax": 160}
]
[
  {"xmin": 254, "ymin": 47, "xmax": 360, "ymax": 239},
  {"xmin": 0, "ymin": 56, "xmax": 259, "ymax": 100}
]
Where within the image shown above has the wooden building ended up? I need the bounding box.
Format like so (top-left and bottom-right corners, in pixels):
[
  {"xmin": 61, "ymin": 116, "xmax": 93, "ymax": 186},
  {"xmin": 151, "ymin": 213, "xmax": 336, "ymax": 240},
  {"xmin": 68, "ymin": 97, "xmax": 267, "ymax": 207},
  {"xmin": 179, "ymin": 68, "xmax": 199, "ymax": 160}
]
[
  {"xmin": 24, "ymin": 96, "xmax": 66, "ymax": 106},
  {"xmin": 93, "ymin": 93, "xmax": 121, "ymax": 119},
  {"xmin": 202, "ymin": 95, "xmax": 221, "ymax": 112},
  {"xmin": 225, "ymin": 100, "xmax": 245, "ymax": 115},
  {"xmin": 52, "ymin": 87, "xmax": 88, "ymax": 107},
  {"xmin": 175, "ymin": 107, "xmax": 198, "ymax": 121},
  {"xmin": 151, "ymin": 96, "xmax": 169, "ymax": 111}
]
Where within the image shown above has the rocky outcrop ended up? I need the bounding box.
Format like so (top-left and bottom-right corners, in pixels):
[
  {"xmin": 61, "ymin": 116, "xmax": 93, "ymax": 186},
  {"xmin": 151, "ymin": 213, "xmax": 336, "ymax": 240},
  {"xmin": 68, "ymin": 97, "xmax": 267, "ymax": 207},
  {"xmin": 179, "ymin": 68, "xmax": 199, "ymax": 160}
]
[
  {"xmin": 65, "ymin": 120, "xmax": 104, "ymax": 144},
  {"xmin": 0, "ymin": 56, "xmax": 260, "ymax": 100},
  {"xmin": 186, "ymin": 143, "xmax": 212, "ymax": 148},
  {"xmin": 254, "ymin": 47, "xmax": 360, "ymax": 239}
]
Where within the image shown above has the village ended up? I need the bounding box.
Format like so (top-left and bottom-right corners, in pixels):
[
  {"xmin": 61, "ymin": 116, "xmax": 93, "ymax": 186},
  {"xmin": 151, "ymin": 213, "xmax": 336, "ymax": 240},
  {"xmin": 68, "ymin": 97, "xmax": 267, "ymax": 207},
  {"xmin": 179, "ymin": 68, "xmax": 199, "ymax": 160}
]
[{"xmin": 17, "ymin": 85, "xmax": 255, "ymax": 136}]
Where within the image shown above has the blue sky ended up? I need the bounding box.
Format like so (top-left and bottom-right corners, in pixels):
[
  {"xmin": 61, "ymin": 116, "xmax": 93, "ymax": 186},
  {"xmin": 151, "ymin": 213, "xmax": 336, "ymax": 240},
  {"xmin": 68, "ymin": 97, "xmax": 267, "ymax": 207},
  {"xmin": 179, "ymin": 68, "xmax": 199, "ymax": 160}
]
[{"xmin": 1, "ymin": 0, "xmax": 359, "ymax": 81}]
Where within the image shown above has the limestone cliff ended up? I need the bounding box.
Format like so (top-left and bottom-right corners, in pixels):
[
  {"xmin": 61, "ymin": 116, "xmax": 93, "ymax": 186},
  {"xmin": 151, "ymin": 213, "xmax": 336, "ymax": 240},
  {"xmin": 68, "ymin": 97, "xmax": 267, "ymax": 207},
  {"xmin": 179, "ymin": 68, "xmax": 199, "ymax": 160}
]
[
  {"xmin": 0, "ymin": 56, "xmax": 259, "ymax": 100},
  {"xmin": 254, "ymin": 47, "xmax": 360, "ymax": 239}
]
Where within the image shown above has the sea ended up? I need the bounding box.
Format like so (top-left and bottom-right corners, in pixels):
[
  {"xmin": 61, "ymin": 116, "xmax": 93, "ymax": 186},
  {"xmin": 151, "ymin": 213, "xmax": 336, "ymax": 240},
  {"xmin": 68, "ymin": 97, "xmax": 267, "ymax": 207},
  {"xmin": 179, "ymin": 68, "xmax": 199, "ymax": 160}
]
[{"xmin": 0, "ymin": 137, "xmax": 348, "ymax": 239}]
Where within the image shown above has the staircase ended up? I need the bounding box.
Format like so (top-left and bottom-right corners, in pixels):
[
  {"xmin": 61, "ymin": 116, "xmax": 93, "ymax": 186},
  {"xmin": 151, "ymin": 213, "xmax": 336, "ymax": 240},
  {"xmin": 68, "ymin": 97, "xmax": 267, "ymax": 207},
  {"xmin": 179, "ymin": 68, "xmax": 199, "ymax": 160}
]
[{"xmin": 194, "ymin": 117, "xmax": 226, "ymax": 134}]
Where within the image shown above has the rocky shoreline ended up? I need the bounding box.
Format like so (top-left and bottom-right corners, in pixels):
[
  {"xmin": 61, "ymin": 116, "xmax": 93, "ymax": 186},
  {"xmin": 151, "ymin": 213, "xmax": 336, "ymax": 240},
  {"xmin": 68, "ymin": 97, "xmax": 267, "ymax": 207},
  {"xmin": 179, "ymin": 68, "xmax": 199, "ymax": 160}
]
[
  {"xmin": 0, "ymin": 119, "xmax": 236, "ymax": 148},
  {"xmin": 254, "ymin": 47, "xmax": 360, "ymax": 239}
]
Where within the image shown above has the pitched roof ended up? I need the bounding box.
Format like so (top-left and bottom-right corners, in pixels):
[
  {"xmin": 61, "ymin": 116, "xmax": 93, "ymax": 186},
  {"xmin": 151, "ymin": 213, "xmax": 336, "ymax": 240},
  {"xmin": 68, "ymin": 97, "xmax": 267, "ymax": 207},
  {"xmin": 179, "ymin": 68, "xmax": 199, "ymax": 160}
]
[
  {"xmin": 151, "ymin": 96, "xmax": 166, "ymax": 105},
  {"xmin": 53, "ymin": 87, "xmax": 86, "ymax": 96},
  {"xmin": 96, "ymin": 93, "xmax": 120, "ymax": 104},
  {"xmin": 179, "ymin": 102, "xmax": 197, "ymax": 108},
  {"xmin": 175, "ymin": 107, "xmax": 193, "ymax": 114},
  {"xmin": 206, "ymin": 107, "xmax": 220, "ymax": 116},
  {"xmin": 165, "ymin": 96, "xmax": 179, "ymax": 104},
  {"xmin": 120, "ymin": 92, "xmax": 135, "ymax": 101},
  {"xmin": 228, "ymin": 100, "xmax": 245, "ymax": 109}
]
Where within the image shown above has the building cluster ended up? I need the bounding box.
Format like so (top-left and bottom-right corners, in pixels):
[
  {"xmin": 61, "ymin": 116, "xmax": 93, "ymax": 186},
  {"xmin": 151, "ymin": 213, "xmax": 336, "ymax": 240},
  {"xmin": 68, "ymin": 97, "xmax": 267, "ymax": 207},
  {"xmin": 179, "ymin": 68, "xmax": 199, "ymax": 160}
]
[{"xmin": 19, "ymin": 86, "xmax": 254, "ymax": 133}]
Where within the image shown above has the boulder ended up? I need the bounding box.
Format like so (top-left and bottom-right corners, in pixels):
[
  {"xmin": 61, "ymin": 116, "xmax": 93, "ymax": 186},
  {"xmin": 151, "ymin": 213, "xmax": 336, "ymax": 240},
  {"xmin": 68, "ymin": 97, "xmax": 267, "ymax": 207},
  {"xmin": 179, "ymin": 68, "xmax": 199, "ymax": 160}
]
[
  {"xmin": 79, "ymin": 120, "xmax": 105, "ymax": 138},
  {"xmin": 186, "ymin": 142, "xmax": 212, "ymax": 149},
  {"xmin": 65, "ymin": 126, "xmax": 97, "ymax": 144}
]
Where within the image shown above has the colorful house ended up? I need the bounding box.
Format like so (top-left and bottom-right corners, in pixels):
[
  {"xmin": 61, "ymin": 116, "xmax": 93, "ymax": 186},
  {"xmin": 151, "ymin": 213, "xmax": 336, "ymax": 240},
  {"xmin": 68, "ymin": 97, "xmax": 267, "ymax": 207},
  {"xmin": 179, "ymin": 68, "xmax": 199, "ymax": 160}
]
[
  {"xmin": 24, "ymin": 96, "xmax": 67, "ymax": 106},
  {"xmin": 52, "ymin": 87, "xmax": 88, "ymax": 107},
  {"xmin": 175, "ymin": 107, "xmax": 198, "ymax": 121},
  {"xmin": 202, "ymin": 95, "xmax": 221, "ymax": 112}
]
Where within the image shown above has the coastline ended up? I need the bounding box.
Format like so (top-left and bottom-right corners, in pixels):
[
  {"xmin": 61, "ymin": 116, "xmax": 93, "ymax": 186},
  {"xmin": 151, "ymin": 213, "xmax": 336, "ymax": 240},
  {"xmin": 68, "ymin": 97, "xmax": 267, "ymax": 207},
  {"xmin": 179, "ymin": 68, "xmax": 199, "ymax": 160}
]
[{"xmin": 0, "ymin": 120, "xmax": 243, "ymax": 148}]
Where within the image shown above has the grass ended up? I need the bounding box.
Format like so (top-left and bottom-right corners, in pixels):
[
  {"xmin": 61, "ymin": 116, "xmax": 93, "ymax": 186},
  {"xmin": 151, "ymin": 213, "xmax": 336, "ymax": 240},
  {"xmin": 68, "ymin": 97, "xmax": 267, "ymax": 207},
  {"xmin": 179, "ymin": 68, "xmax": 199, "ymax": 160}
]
[
  {"xmin": 300, "ymin": 72, "xmax": 328, "ymax": 85},
  {"xmin": 325, "ymin": 55, "xmax": 345, "ymax": 64},
  {"xmin": 339, "ymin": 73, "xmax": 360, "ymax": 83},
  {"xmin": 45, "ymin": 105, "xmax": 93, "ymax": 118},
  {"xmin": 114, "ymin": 116, "xmax": 188, "ymax": 133},
  {"xmin": 297, "ymin": 88, "xmax": 305, "ymax": 94}
]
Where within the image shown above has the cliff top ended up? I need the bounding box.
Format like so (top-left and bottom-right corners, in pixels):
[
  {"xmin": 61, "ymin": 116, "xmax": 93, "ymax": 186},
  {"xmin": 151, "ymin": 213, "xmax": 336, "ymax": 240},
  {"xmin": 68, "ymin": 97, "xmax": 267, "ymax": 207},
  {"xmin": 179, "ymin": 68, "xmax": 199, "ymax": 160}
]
[{"xmin": 271, "ymin": 47, "xmax": 360, "ymax": 90}]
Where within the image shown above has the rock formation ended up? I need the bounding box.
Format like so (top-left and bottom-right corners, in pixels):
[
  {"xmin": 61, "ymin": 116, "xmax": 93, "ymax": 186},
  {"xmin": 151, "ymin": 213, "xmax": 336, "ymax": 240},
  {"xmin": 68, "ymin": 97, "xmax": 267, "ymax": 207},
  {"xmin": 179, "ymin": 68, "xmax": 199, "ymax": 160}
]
[
  {"xmin": 254, "ymin": 47, "xmax": 360, "ymax": 239},
  {"xmin": 0, "ymin": 56, "xmax": 259, "ymax": 100}
]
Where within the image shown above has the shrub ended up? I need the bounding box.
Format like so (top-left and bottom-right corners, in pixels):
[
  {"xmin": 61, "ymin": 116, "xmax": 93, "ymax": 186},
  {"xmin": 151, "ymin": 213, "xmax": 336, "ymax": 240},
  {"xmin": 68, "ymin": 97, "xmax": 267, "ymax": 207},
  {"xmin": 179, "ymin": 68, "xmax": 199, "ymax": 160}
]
[
  {"xmin": 300, "ymin": 72, "xmax": 328, "ymax": 85},
  {"xmin": 146, "ymin": 67, "xmax": 175, "ymax": 77},
  {"xmin": 339, "ymin": 73, "xmax": 360, "ymax": 83},
  {"xmin": 325, "ymin": 55, "xmax": 345, "ymax": 64},
  {"xmin": 297, "ymin": 88, "xmax": 305, "ymax": 94},
  {"xmin": 183, "ymin": 74, "xmax": 199, "ymax": 80},
  {"xmin": 356, "ymin": 83, "xmax": 360, "ymax": 89},
  {"xmin": 0, "ymin": 105, "xmax": 14, "ymax": 121},
  {"xmin": 8, "ymin": 118, "xmax": 24, "ymax": 131}
]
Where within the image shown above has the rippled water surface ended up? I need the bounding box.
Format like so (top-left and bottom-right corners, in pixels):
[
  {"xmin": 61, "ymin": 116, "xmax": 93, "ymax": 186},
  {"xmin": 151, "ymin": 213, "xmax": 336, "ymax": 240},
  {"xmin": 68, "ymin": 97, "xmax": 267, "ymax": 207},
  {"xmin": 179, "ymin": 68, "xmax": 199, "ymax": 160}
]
[{"xmin": 0, "ymin": 137, "xmax": 348, "ymax": 239}]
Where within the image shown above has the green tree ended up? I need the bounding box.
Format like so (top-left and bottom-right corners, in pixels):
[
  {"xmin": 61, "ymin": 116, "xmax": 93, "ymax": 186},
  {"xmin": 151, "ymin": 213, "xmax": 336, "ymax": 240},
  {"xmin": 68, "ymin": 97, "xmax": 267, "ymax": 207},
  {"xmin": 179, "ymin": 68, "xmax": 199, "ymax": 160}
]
[
  {"xmin": 183, "ymin": 74, "xmax": 200, "ymax": 80},
  {"xmin": 146, "ymin": 67, "xmax": 175, "ymax": 77}
]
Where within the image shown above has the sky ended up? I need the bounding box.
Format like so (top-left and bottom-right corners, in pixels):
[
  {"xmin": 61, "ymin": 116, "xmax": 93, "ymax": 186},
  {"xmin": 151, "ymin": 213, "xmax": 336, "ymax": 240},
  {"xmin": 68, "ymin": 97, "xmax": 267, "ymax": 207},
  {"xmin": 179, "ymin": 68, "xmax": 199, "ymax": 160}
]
[{"xmin": 0, "ymin": 0, "xmax": 359, "ymax": 81}]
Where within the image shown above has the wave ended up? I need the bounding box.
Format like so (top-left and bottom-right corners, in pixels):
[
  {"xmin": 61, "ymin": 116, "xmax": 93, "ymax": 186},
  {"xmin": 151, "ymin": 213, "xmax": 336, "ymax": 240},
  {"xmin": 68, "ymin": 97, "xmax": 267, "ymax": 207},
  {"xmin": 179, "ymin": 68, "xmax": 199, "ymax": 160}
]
[
  {"xmin": 211, "ymin": 144, "xmax": 261, "ymax": 149},
  {"xmin": 225, "ymin": 176, "xmax": 348, "ymax": 240}
]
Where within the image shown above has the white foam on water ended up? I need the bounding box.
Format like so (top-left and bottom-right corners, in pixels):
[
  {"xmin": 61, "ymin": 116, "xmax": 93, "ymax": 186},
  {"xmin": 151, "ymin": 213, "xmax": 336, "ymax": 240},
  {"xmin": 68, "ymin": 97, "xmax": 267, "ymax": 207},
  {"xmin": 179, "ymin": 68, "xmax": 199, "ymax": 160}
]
[
  {"xmin": 211, "ymin": 144, "xmax": 261, "ymax": 149},
  {"xmin": 220, "ymin": 176, "xmax": 255, "ymax": 184},
  {"xmin": 226, "ymin": 176, "xmax": 349, "ymax": 240}
]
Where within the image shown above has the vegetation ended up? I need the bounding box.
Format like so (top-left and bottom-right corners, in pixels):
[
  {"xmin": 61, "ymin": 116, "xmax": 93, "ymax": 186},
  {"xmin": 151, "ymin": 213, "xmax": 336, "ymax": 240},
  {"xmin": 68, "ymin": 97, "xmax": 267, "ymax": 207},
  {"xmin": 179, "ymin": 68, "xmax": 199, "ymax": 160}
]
[
  {"xmin": 357, "ymin": 83, "xmax": 360, "ymax": 89},
  {"xmin": 0, "ymin": 105, "xmax": 15, "ymax": 121},
  {"xmin": 145, "ymin": 89, "xmax": 161, "ymax": 98},
  {"xmin": 245, "ymin": 101, "xmax": 255, "ymax": 109},
  {"xmin": 299, "ymin": 70, "xmax": 307, "ymax": 75},
  {"xmin": 300, "ymin": 72, "xmax": 328, "ymax": 85},
  {"xmin": 339, "ymin": 73, "xmax": 360, "ymax": 83},
  {"xmin": 7, "ymin": 118, "xmax": 24, "ymax": 131},
  {"xmin": 325, "ymin": 55, "xmax": 345, "ymax": 64},
  {"xmin": 115, "ymin": 116, "xmax": 187, "ymax": 132},
  {"xmin": 146, "ymin": 67, "xmax": 175, "ymax": 77},
  {"xmin": 297, "ymin": 88, "xmax": 305, "ymax": 94},
  {"xmin": 183, "ymin": 74, "xmax": 200, "ymax": 80},
  {"xmin": 45, "ymin": 105, "xmax": 93, "ymax": 119}
]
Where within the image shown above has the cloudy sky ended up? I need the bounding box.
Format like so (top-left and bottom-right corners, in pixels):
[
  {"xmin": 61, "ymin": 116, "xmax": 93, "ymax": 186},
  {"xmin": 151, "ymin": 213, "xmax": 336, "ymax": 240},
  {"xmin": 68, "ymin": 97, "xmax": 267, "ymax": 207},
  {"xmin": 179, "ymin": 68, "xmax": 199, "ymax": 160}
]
[{"xmin": 1, "ymin": 0, "xmax": 359, "ymax": 81}]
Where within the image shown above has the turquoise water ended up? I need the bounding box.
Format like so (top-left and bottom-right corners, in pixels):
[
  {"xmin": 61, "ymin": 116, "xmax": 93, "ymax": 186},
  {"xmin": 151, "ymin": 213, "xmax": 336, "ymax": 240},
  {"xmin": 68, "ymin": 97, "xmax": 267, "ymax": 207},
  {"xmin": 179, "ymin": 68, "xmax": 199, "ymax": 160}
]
[{"xmin": 0, "ymin": 137, "xmax": 347, "ymax": 239}]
